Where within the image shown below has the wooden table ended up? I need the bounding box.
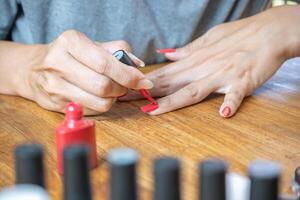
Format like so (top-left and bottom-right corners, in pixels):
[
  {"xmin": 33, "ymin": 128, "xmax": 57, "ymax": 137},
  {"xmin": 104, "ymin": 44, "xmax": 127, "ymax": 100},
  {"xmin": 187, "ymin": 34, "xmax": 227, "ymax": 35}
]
[{"xmin": 0, "ymin": 59, "xmax": 299, "ymax": 200}]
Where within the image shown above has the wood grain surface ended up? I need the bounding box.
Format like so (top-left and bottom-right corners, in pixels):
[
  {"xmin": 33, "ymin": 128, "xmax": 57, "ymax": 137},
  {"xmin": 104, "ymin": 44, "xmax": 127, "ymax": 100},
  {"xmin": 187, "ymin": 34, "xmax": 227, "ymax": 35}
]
[{"xmin": 0, "ymin": 59, "xmax": 299, "ymax": 200}]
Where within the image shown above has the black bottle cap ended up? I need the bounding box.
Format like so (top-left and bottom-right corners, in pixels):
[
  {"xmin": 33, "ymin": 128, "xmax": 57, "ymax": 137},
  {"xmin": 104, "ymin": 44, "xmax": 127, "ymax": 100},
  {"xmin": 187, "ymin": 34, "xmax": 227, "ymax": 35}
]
[
  {"xmin": 153, "ymin": 157, "xmax": 181, "ymax": 200},
  {"xmin": 248, "ymin": 160, "xmax": 281, "ymax": 200},
  {"xmin": 63, "ymin": 145, "xmax": 92, "ymax": 200},
  {"xmin": 113, "ymin": 50, "xmax": 137, "ymax": 67},
  {"xmin": 199, "ymin": 159, "xmax": 227, "ymax": 200},
  {"xmin": 15, "ymin": 143, "xmax": 45, "ymax": 187},
  {"xmin": 108, "ymin": 148, "xmax": 139, "ymax": 200},
  {"xmin": 295, "ymin": 166, "xmax": 300, "ymax": 184}
]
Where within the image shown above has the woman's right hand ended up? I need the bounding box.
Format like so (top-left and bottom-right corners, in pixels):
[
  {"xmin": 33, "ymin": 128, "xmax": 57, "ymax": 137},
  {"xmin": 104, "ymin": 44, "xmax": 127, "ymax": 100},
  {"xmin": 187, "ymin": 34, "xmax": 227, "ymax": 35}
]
[{"xmin": 12, "ymin": 30, "xmax": 153, "ymax": 115}]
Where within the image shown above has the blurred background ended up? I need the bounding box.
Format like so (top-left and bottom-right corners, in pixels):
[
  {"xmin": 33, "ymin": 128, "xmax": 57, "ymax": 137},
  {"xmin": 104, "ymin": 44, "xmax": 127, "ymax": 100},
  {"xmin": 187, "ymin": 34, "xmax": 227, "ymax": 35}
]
[{"xmin": 273, "ymin": 0, "xmax": 299, "ymax": 6}]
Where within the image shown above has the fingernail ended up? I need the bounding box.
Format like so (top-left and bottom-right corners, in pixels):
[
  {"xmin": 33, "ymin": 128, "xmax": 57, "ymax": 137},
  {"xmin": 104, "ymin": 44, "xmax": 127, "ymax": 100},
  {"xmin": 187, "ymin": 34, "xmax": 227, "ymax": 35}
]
[
  {"xmin": 136, "ymin": 60, "xmax": 146, "ymax": 67},
  {"xmin": 222, "ymin": 106, "xmax": 231, "ymax": 117},
  {"xmin": 127, "ymin": 52, "xmax": 146, "ymax": 67},
  {"xmin": 156, "ymin": 48, "xmax": 176, "ymax": 53},
  {"xmin": 139, "ymin": 79, "xmax": 154, "ymax": 89},
  {"xmin": 141, "ymin": 104, "xmax": 159, "ymax": 113}
]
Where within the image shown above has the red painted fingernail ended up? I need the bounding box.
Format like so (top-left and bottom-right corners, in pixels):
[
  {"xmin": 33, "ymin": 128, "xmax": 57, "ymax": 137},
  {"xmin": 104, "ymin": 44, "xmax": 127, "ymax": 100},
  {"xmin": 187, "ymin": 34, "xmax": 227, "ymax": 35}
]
[
  {"xmin": 141, "ymin": 104, "xmax": 159, "ymax": 113},
  {"xmin": 156, "ymin": 48, "xmax": 176, "ymax": 53},
  {"xmin": 222, "ymin": 106, "xmax": 231, "ymax": 117}
]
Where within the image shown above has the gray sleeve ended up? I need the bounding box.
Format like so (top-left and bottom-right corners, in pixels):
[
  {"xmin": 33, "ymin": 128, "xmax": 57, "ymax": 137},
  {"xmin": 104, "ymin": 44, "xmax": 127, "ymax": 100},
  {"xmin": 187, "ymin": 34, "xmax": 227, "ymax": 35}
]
[{"xmin": 0, "ymin": 0, "xmax": 19, "ymax": 40}]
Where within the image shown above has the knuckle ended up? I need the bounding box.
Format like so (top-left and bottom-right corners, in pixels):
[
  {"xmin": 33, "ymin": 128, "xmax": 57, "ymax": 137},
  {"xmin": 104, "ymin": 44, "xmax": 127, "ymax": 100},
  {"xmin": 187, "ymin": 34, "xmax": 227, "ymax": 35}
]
[
  {"xmin": 250, "ymin": 72, "xmax": 262, "ymax": 89},
  {"xmin": 233, "ymin": 51, "xmax": 248, "ymax": 61},
  {"xmin": 43, "ymin": 53, "xmax": 54, "ymax": 66},
  {"xmin": 233, "ymin": 63, "xmax": 250, "ymax": 78},
  {"xmin": 120, "ymin": 71, "xmax": 141, "ymax": 87},
  {"xmin": 97, "ymin": 57, "xmax": 109, "ymax": 74},
  {"xmin": 153, "ymin": 70, "xmax": 166, "ymax": 79},
  {"xmin": 182, "ymin": 85, "xmax": 199, "ymax": 99},
  {"xmin": 56, "ymin": 29, "xmax": 82, "ymax": 45},
  {"xmin": 53, "ymin": 102, "xmax": 65, "ymax": 112},
  {"xmin": 115, "ymin": 40, "xmax": 131, "ymax": 51},
  {"xmin": 97, "ymin": 79, "xmax": 113, "ymax": 96},
  {"xmin": 122, "ymin": 79, "xmax": 136, "ymax": 88},
  {"xmin": 231, "ymin": 89, "xmax": 244, "ymax": 102},
  {"xmin": 43, "ymin": 50, "xmax": 58, "ymax": 67},
  {"xmin": 43, "ymin": 75, "xmax": 60, "ymax": 95},
  {"xmin": 205, "ymin": 25, "xmax": 219, "ymax": 38},
  {"xmin": 184, "ymin": 42, "xmax": 195, "ymax": 54},
  {"xmin": 62, "ymin": 29, "xmax": 81, "ymax": 39},
  {"xmin": 240, "ymin": 77, "xmax": 255, "ymax": 95},
  {"xmin": 204, "ymin": 24, "xmax": 226, "ymax": 42},
  {"xmin": 208, "ymin": 24, "xmax": 224, "ymax": 34},
  {"xmin": 101, "ymin": 99, "xmax": 114, "ymax": 112},
  {"xmin": 38, "ymin": 99, "xmax": 63, "ymax": 112}
]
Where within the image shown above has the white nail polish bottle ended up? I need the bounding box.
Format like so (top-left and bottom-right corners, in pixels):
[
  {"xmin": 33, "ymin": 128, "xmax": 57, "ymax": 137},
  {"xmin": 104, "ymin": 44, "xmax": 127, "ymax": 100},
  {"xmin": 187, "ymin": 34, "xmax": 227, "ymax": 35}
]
[
  {"xmin": 226, "ymin": 173, "xmax": 250, "ymax": 200},
  {"xmin": 0, "ymin": 184, "xmax": 51, "ymax": 200}
]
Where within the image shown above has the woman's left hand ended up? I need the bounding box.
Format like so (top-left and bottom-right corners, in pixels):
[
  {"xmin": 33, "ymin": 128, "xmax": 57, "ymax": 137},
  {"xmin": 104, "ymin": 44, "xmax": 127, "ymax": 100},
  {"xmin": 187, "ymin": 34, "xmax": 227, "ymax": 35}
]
[{"xmin": 121, "ymin": 5, "xmax": 300, "ymax": 117}]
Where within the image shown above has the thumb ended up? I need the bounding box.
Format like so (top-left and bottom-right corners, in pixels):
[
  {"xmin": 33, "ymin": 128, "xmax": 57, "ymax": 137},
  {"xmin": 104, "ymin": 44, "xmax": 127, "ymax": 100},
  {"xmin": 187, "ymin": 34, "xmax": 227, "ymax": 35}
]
[{"xmin": 219, "ymin": 87, "xmax": 246, "ymax": 118}]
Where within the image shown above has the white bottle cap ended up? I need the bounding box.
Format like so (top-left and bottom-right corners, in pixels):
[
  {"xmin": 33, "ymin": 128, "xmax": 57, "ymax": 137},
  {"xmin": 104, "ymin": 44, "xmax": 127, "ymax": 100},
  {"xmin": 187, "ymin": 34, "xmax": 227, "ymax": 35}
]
[{"xmin": 0, "ymin": 184, "xmax": 50, "ymax": 200}]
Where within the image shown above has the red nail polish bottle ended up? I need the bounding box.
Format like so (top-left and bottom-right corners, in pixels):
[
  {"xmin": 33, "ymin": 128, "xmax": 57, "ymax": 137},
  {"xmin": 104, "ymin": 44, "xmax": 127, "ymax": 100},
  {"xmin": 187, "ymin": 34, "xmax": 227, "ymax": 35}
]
[{"xmin": 55, "ymin": 102, "xmax": 97, "ymax": 175}]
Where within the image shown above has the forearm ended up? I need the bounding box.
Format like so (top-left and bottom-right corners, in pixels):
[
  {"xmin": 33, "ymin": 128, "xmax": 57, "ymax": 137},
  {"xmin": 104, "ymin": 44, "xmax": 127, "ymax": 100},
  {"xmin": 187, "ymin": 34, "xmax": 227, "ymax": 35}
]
[{"xmin": 0, "ymin": 41, "xmax": 46, "ymax": 96}]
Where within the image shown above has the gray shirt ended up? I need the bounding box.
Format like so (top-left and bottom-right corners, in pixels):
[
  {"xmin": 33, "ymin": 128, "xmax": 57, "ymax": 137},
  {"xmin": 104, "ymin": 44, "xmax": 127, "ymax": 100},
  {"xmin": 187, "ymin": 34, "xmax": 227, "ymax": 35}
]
[{"xmin": 0, "ymin": 0, "xmax": 271, "ymax": 63}]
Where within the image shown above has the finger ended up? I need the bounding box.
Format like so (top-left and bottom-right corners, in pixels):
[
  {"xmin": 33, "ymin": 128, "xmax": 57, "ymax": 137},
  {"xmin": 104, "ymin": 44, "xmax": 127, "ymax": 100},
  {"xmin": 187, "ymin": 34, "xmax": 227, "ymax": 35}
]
[
  {"xmin": 163, "ymin": 44, "xmax": 198, "ymax": 61},
  {"xmin": 163, "ymin": 20, "xmax": 251, "ymax": 61},
  {"xmin": 82, "ymin": 107, "xmax": 102, "ymax": 116},
  {"xmin": 219, "ymin": 85, "xmax": 247, "ymax": 118},
  {"xmin": 144, "ymin": 58, "xmax": 227, "ymax": 98},
  {"xmin": 119, "ymin": 64, "xmax": 196, "ymax": 101},
  {"xmin": 147, "ymin": 78, "xmax": 218, "ymax": 115},
  {"xmin": 154, "ymin": 44, "xmax": 229, "ymax": 79},
  {"xmin": 96, "ymin": 40, "xmax": 132, "ymax": 53},
  {"xmin": 62, "ymin": 81, "xmax": 115, "ymax": 113},
  {"xmin": 46, "ymin": 95, "xmax": 102, "ymax": 115},
  {"xmin": 61, "ymin": 53, "xmax": 127, "ymax": 97},
  {"xmin": 40, "ymin": 72, "xmax": 115, "ymax": 113},
  {"xmin": 162, "ymin": 34, "xmax": 209, "ymax": 61},
  {"xmin": 58, "ymin": 30, "xmax": 152, "ymax": 89},
  {"xmin": 34, "ymin": 93, "xmax": 66, "ymax": 113},
  {"xmin": 118, "ymin": 89, "xmax": 142, "ymax": 101},
  {"xmin": 96, "ymin": 41, "xmax": 145, "ymax": 67},
  {"xmin": 127, "ymin": 52, "xmax": 146, "ymax": 67},
  {"xmin": 35, "ymin": 75, "xmax": 108, "ymax": 115}
]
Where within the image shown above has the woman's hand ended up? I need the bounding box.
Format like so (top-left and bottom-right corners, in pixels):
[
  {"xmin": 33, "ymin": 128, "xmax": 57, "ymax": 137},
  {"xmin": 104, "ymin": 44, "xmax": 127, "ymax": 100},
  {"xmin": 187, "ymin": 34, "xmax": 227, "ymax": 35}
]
[
  {"xmin": 121, "ymin": 5, "xmax": 300, "ymax": 117},
  {"xmin": 0, "ymin": 30, "xmax": 153, "ymax": 115}
]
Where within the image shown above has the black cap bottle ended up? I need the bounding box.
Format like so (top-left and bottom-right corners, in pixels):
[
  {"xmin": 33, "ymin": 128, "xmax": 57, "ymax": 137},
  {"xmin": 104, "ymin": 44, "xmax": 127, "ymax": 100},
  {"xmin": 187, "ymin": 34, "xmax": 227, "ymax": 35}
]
[
  {"xmin": 15, "ymin": 143, "xmax": 45, "ymax": 187},
  {"xmin": 63, "ymin": 145, "xmax": 92, "ymax": 200},
  {"xmin": 108, "ymin": 148, "xmax": 139, "ymax": 200},
  {"xmin": 199, "ymin": 159, "xmax": 227, "ymax": 200},
  {"xmin": 113, "ymin": 50, "xmax": 137, "ymax": 67},
  {"xmin": 153, "ymin": 157, "xmax": 181, "ymax": 200},
  {"xmin": 248, "ymin": 160, "xmax": 281, "ymax": 200}
]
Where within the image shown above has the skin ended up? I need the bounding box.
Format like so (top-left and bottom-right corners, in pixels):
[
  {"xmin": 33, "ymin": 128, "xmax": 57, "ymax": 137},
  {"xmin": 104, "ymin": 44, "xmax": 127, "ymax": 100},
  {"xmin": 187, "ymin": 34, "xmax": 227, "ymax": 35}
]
[
  {"xmin": 0, "ymin": 6, "xmax": 299, "ymax": 117},
  {"xmin": 0, "ymin": 30, "xmax": 153, "ymax": 115},
  {"xmin": 121, "ymin": 5, "xmax": 300, "ymax": 117}
]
